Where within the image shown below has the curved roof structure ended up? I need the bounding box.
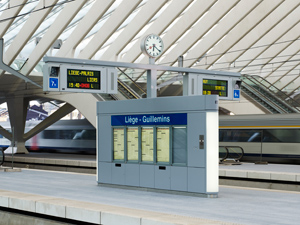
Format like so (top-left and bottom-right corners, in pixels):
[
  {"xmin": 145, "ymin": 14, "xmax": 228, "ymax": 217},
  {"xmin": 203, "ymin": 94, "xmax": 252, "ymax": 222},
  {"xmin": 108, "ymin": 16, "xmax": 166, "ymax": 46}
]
[{"xmin": 1, "ymin": 0, "xmax": 300, "ymax": 98}]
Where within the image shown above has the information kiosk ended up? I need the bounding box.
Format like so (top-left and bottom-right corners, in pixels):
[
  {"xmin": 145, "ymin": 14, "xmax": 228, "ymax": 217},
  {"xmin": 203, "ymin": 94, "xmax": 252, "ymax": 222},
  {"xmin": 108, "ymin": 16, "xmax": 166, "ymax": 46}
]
[{"xmin": 97, "ymin": 95, "xmax": 219, "ymax": 197}]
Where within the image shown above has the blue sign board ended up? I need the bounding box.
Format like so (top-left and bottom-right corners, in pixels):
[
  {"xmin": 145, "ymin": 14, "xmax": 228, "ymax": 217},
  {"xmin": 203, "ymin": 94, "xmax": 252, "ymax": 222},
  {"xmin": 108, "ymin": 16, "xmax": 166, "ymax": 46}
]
[
  {"xmin": 49, "ymin": 78, "xmax": 58, "ymax": 88},
  {"xmin": 111, "ymin": 113, "xmax": 187, "ymax": 126},
  {"xmin": 233, "ymin": 89, "xmax": 240, "ymax": 99}
]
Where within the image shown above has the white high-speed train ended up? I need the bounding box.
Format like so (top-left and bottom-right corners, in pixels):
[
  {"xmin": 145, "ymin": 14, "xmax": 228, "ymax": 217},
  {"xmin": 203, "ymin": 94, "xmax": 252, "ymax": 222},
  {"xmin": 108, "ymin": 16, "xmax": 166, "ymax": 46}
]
[
  {"xmin": 1, "ymin": 114, "xmax": 300, "ymax": 163},
  {"xmin": 0, "ymin": 119, "xmax": 96, "ymax": 153},
  {"xmin": 220, "ymin": 113, "xmax": 300, "ymax": 164}
]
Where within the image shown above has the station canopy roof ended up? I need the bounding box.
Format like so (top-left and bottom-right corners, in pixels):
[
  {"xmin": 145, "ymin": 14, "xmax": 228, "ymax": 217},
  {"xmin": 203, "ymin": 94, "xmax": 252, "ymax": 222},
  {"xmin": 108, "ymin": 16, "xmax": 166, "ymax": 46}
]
[{"xmin": 1, "ymin": 0, "xmax": 300, "ymax": 96}]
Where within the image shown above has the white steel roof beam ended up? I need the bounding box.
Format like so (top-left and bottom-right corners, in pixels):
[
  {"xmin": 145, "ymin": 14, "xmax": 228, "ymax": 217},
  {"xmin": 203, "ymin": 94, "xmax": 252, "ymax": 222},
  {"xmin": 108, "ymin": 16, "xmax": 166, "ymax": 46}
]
[
  {"xmin": 231, "ymin": 2, "xmax": 300, "ymax": 74},
  {"xmin": 0, "ymin": 0, "xmax": 27, "ymax": 37},
  {"xmin": 259, "ymin": 39, "xmax": 300, "ymax": 86},
  {"xmin": 110, "ymin": 0, "xmax": 194, "ymax": 63},
  {"xmin": 248, "ymin": 37, "xmax": 300, "ymax": 80},
  {"xmin": 210, "ymin": 0, "xmax": 287, "ymax": 72},
  {"xmin": 20, "ymin": 0, "xmax": 88, "ymax": 76},
  {"xmin": 127, "ymin": 0, "xmax": 219, "ymax": 80},
  {"xmin": 194, "ymin": 0, "xmax": 282, "ymax": 70},
  {"xmin": 152, "ymin": 0, "xmax": 240, "ymax": 79},
  {"xmin": 1, "ymin": 0, "xmax": 58, "ymax": 77},
  {"xmin": 281, "ymin": 70, "xmax": 300, "ymax": 95},
  {"xmin": 55, "ymin": 0, "xmax": 115, "ymax": 58},
  {"xmin": 265, "ymin": 50, "xmax": 300, "ymax": 88},
  {"xmin": 183, "ymin": 0, "xmax": 264, "ymax": 70},
  {"xmin": 234, "ymin": 38, "xmax": 300, "ymax": 78},
  {"xmin": 100, "ymin": 0, "xmax": 169, "ymax": 61},
  {"xmin": 259, "ymin": 33, "xmax": 300, "ymax": 80},
  {"xmin": 78, "ymin": 0, "xmax": 142, "ymax": 60},
  {"xmin": 241, "ymin": 20, "xmax": 300, "ymax": 79}
]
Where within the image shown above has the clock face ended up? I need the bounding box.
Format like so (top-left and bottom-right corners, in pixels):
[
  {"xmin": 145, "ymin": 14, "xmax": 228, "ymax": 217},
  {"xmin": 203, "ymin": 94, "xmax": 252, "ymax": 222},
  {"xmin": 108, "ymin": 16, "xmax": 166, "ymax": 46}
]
[{"xmin": 142, "ymin": 34, "xmax": 164, "ymax": 58}]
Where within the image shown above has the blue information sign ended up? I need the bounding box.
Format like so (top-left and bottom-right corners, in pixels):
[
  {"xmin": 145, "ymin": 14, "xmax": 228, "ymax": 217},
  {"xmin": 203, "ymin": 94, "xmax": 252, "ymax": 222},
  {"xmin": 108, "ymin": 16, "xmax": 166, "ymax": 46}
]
[
  {"xmin": 233, "ymin": 89, "xmax": 240, "ymax": 99},
  {"xmin": 49, "ymin": 78, "xmax": 58, "ymax": 88},
  {"xmin": 111, "ymin": 113, "xmax": 187, "ymax": 126}
]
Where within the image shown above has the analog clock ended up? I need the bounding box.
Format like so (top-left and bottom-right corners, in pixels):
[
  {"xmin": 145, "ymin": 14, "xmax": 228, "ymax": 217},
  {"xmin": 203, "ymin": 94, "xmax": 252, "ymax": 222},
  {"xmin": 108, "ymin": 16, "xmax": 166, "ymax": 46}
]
[{"xmin": 141, "ymin": 34, "xmax": 164, "ymax": 58}]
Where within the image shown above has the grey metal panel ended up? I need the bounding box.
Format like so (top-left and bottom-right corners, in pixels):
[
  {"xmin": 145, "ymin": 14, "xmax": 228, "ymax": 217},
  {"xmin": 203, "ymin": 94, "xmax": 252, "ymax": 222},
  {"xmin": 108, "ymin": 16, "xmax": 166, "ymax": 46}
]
[
  {"xmin": 98, "ymin": 115, "xmax": 112, "ymax": 162},
  {"xmin": 140, "ymin": 164, "xmax": 155, "ymax": 188},
  {"xmin": 125, "ymin": 164, "xmax": 140, "ymax": 187},
  {"xmin": 98, "ymin": 162, "xmax": 112, "ymax": 184},
  {"xmin": 97, "ymin": 95, "xmax": 218, "ymax": 115},
  {"xmin": 154, "ymin": 166, "xmax": 171, "ymax": 190},
  {"xmin": 187, "ymin": 167, "xmax": 206, "ymax": 193},
  {"xmin": 44, "ymin": 57, "xmax": 240, "ymax": 77},
  {"xmin": 206, "ymin": 96, "xmax": 220, "ymax": 110},
  {"xmin": 170, "ymin": 166, "xmax": 188, "ymax": 191},
  {"xmin": 97, "ymin": 95, "xmax": 219, "ymax": 194},
  {"xmin": 187, "ymin": 112, "xmax": 206, "ymax": 168},
  {"xmin": 111, "ymin": 163, "xmax": 125, "ymax": 185}
]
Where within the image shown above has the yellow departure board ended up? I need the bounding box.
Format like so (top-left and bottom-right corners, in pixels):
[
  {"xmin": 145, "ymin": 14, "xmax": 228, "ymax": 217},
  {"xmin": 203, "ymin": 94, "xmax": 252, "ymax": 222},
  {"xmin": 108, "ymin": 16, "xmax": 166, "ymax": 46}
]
[
  {"xmin": 113, "ymin": 128, "xmax": 124, "ymax": 160},
  {"xmin": 203, "ymin": 79, "xmax": 228, "ymax": 97},
  {"xmin": 156, "ymin": 127, "xmax": 170, "ymax": 163},
  {"xmin": 141, "ymin": 127, "xmax": 153, "ymax": 162},
  {"xmin": 67, "ymin": 69, "xmax": 100, "ymax": 90},
  {"xmin": 127, "ymin": 127, "xmax": 139, "ymax": 161}
]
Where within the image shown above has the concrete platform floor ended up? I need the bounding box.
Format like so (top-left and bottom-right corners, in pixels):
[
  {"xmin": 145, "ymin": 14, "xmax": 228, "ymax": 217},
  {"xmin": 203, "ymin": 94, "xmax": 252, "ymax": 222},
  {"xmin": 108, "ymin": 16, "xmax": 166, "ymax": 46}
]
[
  {"xmin": 4, "ymin": 153, "xmax": 300, "ymax": 182},
  {"xmin": 0, "ymin": 169, "xmax": 300, "ymax": 225}
]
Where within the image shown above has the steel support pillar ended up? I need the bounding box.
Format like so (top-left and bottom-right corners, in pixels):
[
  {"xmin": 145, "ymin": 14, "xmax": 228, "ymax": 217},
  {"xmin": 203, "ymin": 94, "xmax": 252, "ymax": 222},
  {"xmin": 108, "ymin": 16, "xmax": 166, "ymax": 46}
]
[
  {"xmin": 147, "ymin": 69, "xmax": 157, "ymax": 98},
  {"xmin": 24, "ymin": 103, "xmax": 75, "ymax": 140},
  {"xmin": 6, "ymin": 97, "xmax": 29, "ymax": 154}
]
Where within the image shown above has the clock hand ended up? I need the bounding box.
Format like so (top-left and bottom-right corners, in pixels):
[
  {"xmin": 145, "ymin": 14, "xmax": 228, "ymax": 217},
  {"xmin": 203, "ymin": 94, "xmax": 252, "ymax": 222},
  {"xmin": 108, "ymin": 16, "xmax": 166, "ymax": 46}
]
[{"xmin": 154, "ymin": 45, "xmax": 161, "ymax": 52}]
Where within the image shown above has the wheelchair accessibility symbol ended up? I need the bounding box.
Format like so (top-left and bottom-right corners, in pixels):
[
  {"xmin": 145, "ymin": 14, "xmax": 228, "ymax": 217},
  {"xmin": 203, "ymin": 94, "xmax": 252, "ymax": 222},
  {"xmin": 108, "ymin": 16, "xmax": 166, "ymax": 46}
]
[
  {"xmin": 49, "ymin": 78, "xmax": 58, "ymax": 88},
  {"xmin": 233, "ymin": 89, "xmax": 240, "ymax": 98}
]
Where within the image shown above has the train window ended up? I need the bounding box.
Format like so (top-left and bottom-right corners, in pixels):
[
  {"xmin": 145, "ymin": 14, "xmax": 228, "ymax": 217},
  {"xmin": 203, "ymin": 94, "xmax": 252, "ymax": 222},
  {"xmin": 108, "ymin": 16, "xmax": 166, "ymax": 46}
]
[
  {"xmin": 43, "ymin": 130, "xmax": 82, "ymax": 139},
  {"xmin": 172, "ymin": 127, "xmax": 187, "ymax": 164},
  {"xmin": 263, "ymin": 129, "xmax": 300, "ymax": 143},
  {"xmin": 43, "ymin": 130, "xmax": 59, "ymax": 139},
  {"xmin": 219, "ymin": 129, "xmax": 261, "ymax": 142}
]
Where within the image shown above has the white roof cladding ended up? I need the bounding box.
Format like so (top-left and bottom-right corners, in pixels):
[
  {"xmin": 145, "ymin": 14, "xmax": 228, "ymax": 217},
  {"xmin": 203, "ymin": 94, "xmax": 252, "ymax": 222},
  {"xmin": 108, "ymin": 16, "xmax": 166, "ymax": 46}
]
[{"xmin": 0, "ymin": 0, "xmax": 300, "ymax": 95}]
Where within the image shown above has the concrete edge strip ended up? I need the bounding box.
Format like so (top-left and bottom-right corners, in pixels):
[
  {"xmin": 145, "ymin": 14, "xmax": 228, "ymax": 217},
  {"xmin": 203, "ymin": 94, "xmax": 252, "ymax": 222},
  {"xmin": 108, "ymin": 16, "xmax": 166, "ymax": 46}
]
[
  {"xmin": 0, "ymin": 189, "xmax": 241, "ymax": 225},
  {"xmin": 4, "ymin": 156, "xmax": 96, "ymax": 168},
  {"xmin": 219, "ymin": 169, "xmax": 300, "ymax": 182}
]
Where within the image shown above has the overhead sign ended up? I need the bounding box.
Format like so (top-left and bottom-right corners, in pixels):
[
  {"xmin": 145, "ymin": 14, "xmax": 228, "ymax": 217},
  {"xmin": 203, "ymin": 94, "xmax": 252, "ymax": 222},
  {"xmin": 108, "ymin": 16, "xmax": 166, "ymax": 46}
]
[
  {"xmin": 67, "ymin": 68, "xmax": 101, "ymax": 90},
  {"xmin": 203, "ymin": 79, "xmax": 228, "ymax": 97},
  {"xmin": 43, "ymin": 63, "xmax": 117, "ymax": 94},
  {"xmin": 111, "ymin": 113, "xmax": 187, "ymax": 126},
  {"xmin": 183, "ymin": 73, "xmax": 241, "ymax": 101}
]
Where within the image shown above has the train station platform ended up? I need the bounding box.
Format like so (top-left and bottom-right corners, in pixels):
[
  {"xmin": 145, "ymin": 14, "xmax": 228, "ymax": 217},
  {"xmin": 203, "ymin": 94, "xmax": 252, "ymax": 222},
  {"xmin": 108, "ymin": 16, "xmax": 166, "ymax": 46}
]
[
  {"xmin": 3, "ymin": 153, "xmax": 300, "ymax": 191},
  {"xmin": 0, "ymin": 168, "xmax": 300, "ymax": 225}
]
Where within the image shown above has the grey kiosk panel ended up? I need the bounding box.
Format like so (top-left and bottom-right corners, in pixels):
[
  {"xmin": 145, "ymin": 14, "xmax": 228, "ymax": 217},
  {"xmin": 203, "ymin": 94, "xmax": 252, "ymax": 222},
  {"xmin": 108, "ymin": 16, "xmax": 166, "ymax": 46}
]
[{"xmin": 97, "ymin": 95, "xmax": 219, "ymax": 197}]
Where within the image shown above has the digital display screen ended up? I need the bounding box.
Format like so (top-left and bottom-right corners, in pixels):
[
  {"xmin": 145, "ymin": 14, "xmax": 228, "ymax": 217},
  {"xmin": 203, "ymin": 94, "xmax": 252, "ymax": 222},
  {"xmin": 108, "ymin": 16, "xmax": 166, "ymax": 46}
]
[
  {"xmin": 203, "ymin": 79, "xmax": 228, "ymax": 97},
  {"xmin": 67, "ymin": 69, "xmax": 101, "ymax": 90}
]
